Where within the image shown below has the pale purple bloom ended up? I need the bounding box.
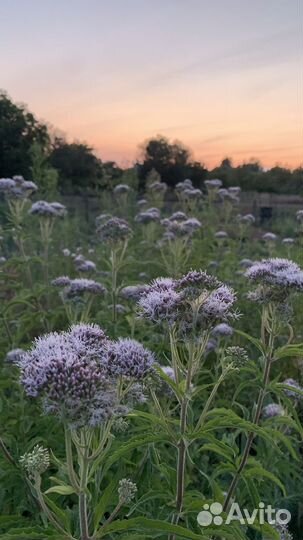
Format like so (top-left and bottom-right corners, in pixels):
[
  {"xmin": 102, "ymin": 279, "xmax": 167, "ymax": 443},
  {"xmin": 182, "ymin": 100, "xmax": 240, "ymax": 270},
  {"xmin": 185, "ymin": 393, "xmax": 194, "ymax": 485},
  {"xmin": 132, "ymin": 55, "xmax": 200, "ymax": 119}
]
[
  {"xmin": 120, "ymin": 284, "xmax": 149, "ymax": 302},
  {"xmin": 262, "ymin": 232, "xmax": 277, "ymax": 242},
  {"xmin": 262, "ymin": 403, "xmax": 284, "ymax": 418},
  {"xmin": 239, "ymin": 258, "xmax": 253, "ymax": 268},
  {"xmin": 52, "ymin": 276, "xmax": 71, "ymax": 287},
  {"xmin": 106, "ymin": 338, "xmax": 155, "ymax": 379},
  {"xmin": 19, "ymin": 325, "xmax": 114, "ymax": 427},
  {"xmin": 30, "ymin": 201, "xmax": 66, "ymax": 218},
  {"xmin": 282, "ymin": 238, "xmax": 295, "ymax": 245},
  {"xmin": 114, "ymin": 184, "xmax": 131, "ymax": 194},
  {"xmin": 237, "ymin": 214, "xmax": 255, "ymax": 225},
  {"xmin": 97, "ymin": 217, "xmax": 132, "ymax": 244},
  {"xmin": 0, "ymin": 178, "xmax": 16, "ymax": 191},
  {"xmin": 296, "ymin": 209, "xmax": 303, "ymax": 222},
  {"xmin": 5, "ymin": 348, "xmax": 24, "ymax": 364},
  {"xmin": 66, "ymin": 278, "xmax": 106, "ymax": 298},
  {"xmin": 215, "ymin": 230, "xmax": 228, "ymax": 239},
  {"xmin": 245, "ymin": 258, "xmax": 303, "ymax": 292},
  {"xmin": 139, "ymin": 277, "xmax": 181, "ymax": 323},
  {"xmin": 169, "ymin": 211, "xmax": 188, "ymax": 221},
  {"xmin": 205, "ymin": 179, "xmax": 222, "ymax": 189},
  {"xmin": 135, "ymin": 207, "xmax": 161, "ymax": 224},
  {"xmin": 212, "ymin": 323, "xmax": 234, "ymax": 338},
  {"xmin": 148, "ymin": 181, "xmax": 167, "ymax": 193},
  {"xmin": 283, "ymin": 378, "xmax": 303, "ymax": 399}
]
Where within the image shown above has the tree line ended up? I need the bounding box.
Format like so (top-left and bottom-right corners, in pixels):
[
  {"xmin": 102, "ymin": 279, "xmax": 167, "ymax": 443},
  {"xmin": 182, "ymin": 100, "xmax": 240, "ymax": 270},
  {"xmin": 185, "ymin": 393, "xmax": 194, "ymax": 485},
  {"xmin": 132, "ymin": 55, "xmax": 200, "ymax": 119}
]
[{"xmin": 1, "ymin": 91, "xmax": 302, "ymax": 195}]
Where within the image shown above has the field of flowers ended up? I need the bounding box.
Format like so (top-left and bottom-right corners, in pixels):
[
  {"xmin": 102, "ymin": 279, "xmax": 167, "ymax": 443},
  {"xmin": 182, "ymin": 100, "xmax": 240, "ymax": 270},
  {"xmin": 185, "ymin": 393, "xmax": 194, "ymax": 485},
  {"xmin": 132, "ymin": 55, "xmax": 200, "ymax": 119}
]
[{"xmin": 1, "ymin": 174, "xmax": 303, "ymax": 540}]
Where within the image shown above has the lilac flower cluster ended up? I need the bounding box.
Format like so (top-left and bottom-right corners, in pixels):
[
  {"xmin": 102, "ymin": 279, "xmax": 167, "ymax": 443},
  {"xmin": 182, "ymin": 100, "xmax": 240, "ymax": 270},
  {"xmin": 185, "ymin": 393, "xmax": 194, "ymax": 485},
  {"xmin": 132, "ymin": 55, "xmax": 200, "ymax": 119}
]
[
  {"xmin": 175, "ymin": 178, "xmax": 202, "ymax": 200},
  {"xmin": 218, "ymin": 186, "xmax": 240, "ymax": 203},
  {"xmin": 135, "ymin": 207, "xmax": 161, "ymax": 224},
  {"xmin": 0, "ymin": 176, "xmax": 38, "ymax": 199},
  {"xmin": 105, "ymin": 338, "xmax": 155, "ymax": 379},
  {"xmin": 212, "ymin": 323, "xmax": 233, "ymax": 338},
  {"xmin": 120, "ymin": 284, "xmax": 149, "ymax": 302},
  {"xmin": 237, "ymin": 213, "xmax": 255, "ymax": 225},
  {"xmin": 139, "ymin": 270, "xmax": 237, "ymax": 332},
  {"xmin": 52, "ymin": 276, "xmax": 106, "ymax": 298},
  {"xmin": 282, "ymin": 238, "xmax": 294, "ymax": 246},
  {"xmin": 262, "ymin": 403, "xmax": 284, "ymax": 418},
  {"xmin": 296, "ymin": 209, "xmax": 303, "ymax": 223},
  {"xmin": 262, "ymin": 232, "xmax": 278, "ymax": 242},
  {"xmin": 5, "ymin": 348, "xmax": 24, "ymax": 364},
  {"xmin": 114, "ymin": 184, "xmax": 131, "ymax": 195},
  {"xmin": 29, "ymin": 200, "xmax": 66, "ymax": 218},
  {"xmin": 245, "ymin": 258, "xmax": 303, "ymax": 304},
  {"xmin": 204, "ymin": 179, "xmax": 222, "ymax": 190},
  {"xmin": 283, "ymin": 378, "xmax": 303, "ymax": 400},
  {"xmin": 160, "ymin": 213, "xmax": 202, "ymax": 240},
  {"xmin": 147, "ymin": 181, "xmax": 167, "ymax": 194},
  {"xmin": 97, "ymin": 217, "xmax": 132, "ymax": 245},
  {"xmin": 19, "ymin": 324, "xmax": 155, "ymax": 427},
  {"xmin": 74, "ymin": 254, "xmax": 96, "ymax": 273}
]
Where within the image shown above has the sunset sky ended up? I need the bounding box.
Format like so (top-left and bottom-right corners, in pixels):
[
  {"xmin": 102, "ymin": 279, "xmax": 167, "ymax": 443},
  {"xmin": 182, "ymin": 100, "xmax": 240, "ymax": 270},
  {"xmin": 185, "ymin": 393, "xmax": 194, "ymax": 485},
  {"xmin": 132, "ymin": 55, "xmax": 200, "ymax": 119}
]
[{"xmin": 1, "ymin": 0, "xmax": 302, "ymax": 169}]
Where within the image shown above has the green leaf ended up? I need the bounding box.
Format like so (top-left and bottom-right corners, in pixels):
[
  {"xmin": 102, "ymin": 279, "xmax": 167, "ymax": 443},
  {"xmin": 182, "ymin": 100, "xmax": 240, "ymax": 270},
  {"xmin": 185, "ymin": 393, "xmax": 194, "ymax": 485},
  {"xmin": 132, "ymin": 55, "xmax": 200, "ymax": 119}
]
[
  {"xmin": 93, "ymin": 475, "xmax": 119, "ymax": 529},
  {"xmin": 44, "ymin": 485, "xmax": 76, "ymax": 496},
  {"xmin": 244, "ymin": 465, "xmax": 286, "ymax": 495}
]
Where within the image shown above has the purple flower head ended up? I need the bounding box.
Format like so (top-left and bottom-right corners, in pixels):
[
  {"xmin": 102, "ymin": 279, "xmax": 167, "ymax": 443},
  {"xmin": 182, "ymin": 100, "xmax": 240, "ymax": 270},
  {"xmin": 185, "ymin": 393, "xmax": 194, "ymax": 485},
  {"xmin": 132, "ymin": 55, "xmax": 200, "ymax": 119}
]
[
  {"xmin": 0, "ymin": 177, "xmax": 37, "ymax": 199},
  {"xmin": 139, "ymin": 277, "xmax": 181, "ymax": 323},
  {"xmin": 175, "ymin": 179, "xmax": 193, "ymax": 192},
  {"xmin": 74, "ymin": 255, "xmax": 96, "ymax": 273},
  {"xmin": 114, "ymin": 184, "xmax": 131, "ymax": 194},
  {"xmin": 177, "ymin": 270, "xmax": 220, "ymax": 290},
  {"xmin": 0, "ymin": 178, "xmax": 16, "ymax": 192},
  {"xmin": 212, "ymin": 323, "xmax": 234, "ymax": 338},
  {"xmin": 30, "ymin": 201, "xmax": 66, "ymax": 218},
  {"xmin": 282, "ymin": 238, "xmax": 294, "ymax": 245},
  {"xmin": 262, "ymin": 232, "xmax": 277, "ymax": 242},
  {"xmin": 135, "ymin": 207, "xmax": 161, "ymax": 224},
  {"xmin": 106, "ymin": 338, "xmax": 155, "ymax": 379},
  {"xmin": 19, "ymin": 326, "xmax": 115, "ymax": 427},
  {"xmin": 137, "ymin": 198, "xmax": 147, "ymax": 208},
  {"xmin": 262, "ymin": 403, "xmax": 284, "ymax": 419},
  {"xmin": 245, "ymin": 258, "xmax": 303, "ymax": 303},
  {"xmin": 120, "ymin": 284, "xmax": 149, "ymax": 302},
  {"xmin": 148, "ymin": 181, "xmax": 167, "ymax": 193},
  {"xmin": 169, "ymin": 211, "xmax": 188, "ymax": 221},
  {"xmin": 97, "ymin": 217, "xmax": 132, "ymax": 245},
  {"xmin": 52, "ymin": 276, "xmax": 71, "ymax": 287},
  {"xmin": 215, "ymin": 230, "xmax": 228, "ymax": 239},
  {"xmin": 68, "ymin": 323, "xmax": 108, "ymax": 356},
  {"xmin": 5, "ymin": 348, "xmax": 24, "ymax": 364},
  {"xmin": 296, "ymin": 209, "xmax": 303, "ymax": 222},
  {"xmin": 182, "ymin": 188, "xmax": 202, "ymax": 199},
  {"xmin": 66, "ymin": 278, "xmax": 106, "ymax": 298},
  {"xmin": 237, "ymin": 214, "xmax": 255, "ymax": 225},
  {"xmin": 239, "ymin": 259, "xmax": 253, "ymax": 269},
  {"xmin": 283, "ymin": 378, "xmax": 303, "ymax": 400},
  {"xmin": 205, "ymin": 179, "xmax": 222, "ymax": 190}
]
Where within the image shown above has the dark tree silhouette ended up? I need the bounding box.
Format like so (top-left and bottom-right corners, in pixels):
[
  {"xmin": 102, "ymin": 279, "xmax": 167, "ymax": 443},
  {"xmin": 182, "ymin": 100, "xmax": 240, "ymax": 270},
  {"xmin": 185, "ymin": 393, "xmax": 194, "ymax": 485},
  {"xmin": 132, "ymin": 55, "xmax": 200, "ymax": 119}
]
[
  {"xmin": 0, "ymin": 91, "xmax": 49, "ymax": 178},
  {"xmin": 138, "ymin": 136, "xmax": 207, "ymax": 191}
]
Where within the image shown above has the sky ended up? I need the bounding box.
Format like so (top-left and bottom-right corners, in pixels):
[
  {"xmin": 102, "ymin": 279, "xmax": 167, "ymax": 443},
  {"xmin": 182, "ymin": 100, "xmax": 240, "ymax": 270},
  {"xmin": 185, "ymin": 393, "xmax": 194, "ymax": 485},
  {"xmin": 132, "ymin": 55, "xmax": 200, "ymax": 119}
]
[{"xmin": 1, "ymin": 0, "xmax": 302, "ymax": 169}]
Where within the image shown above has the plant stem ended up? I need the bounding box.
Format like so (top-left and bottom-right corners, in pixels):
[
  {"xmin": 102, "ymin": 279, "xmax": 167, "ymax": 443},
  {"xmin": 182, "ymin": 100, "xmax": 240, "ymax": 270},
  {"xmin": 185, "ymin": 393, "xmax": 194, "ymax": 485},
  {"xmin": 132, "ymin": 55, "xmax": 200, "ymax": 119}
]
[
  {"xmin": 223, "ymin": 321, "xmax": 274, "ymax": 512},
  {"xmin": 64, "ymin": 427, "xmax": 80, "ymax": 491},
  {"xmin": 35, "ymin": 475, "xmax": 70, "ymax": 537},
  {"xmin": 79, "ymin": 431, "xmax": 90, "ymax": 540}
]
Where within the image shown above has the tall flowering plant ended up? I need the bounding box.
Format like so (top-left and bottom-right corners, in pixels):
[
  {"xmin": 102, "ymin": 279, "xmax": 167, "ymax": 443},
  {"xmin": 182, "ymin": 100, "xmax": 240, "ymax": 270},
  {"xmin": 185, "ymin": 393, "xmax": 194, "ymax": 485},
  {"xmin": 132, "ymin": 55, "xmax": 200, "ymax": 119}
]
[
  {"xmin": 222, "ymin": 258, "xmax": 303, "ymax": 513},
  {"xmin": 17, "ymin": 323, "xmax": 155, "ymax": 540},
  {"xmin": 96, "ymin": 216, "xmax": 132, "ymax": 324},
  {"xmin": 138, "ymin": 270, "xmax": 243, "ymax": 537}
]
